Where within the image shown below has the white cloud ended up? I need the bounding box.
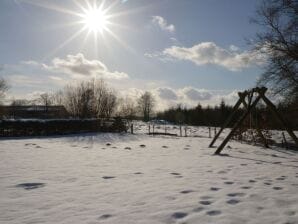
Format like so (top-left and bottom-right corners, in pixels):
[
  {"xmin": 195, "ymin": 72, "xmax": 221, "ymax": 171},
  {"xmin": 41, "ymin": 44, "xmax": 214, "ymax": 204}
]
[
  {"xmin": 180, "ymin": 87, "xmax": 212, "ymax": 101},
  {"xmin": 163, "ymin": 42, "xmax": 266, "ymax": 71},
  {"xmin": 156, "ymin": 87, "xmax": 178, "ymax": 100},
  {"xmin": 152, "ymin": 16, "xmax": 175, "ymax": 33},
  {"xmin": 44, "ymin": 53, "xmax": 129, "ymax": 80}
]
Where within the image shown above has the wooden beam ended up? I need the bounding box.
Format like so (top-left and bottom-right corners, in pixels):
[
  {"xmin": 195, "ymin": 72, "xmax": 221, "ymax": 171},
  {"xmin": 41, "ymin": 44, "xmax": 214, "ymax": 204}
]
[
  {"xmin": 209, "ymin": 92, "xmax": 247, "ymax": 147},
  {"xmin": 214, "ymin": 94, "xmax": 262, "ymax": 155}
]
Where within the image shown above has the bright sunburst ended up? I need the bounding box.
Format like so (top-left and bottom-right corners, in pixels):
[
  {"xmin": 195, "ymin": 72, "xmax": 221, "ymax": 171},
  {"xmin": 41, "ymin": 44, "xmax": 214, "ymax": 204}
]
[
  {"xmin": 18, "ymin": 0, "xmax": 133, "ymax": 57},
  {"xmin": 82, "ymin": 8, "xmax": 109, "ymax": 33}
]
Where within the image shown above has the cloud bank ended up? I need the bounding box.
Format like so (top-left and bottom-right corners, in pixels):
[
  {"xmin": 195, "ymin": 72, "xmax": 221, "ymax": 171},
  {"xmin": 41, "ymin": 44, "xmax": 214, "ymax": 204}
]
[
  {"xmin": 159, "ymin": 42, "xmax": 266, "ymax": 71},
  {"xmin": 22, "ymin": 53, "xmax": 129, "ymax": 80}
]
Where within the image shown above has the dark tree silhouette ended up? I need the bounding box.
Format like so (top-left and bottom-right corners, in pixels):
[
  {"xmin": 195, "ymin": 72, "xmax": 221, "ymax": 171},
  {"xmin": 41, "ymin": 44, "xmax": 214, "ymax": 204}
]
[{"xmin": 252, "ymin": 0, "xmax": 298, "ymax": 102}]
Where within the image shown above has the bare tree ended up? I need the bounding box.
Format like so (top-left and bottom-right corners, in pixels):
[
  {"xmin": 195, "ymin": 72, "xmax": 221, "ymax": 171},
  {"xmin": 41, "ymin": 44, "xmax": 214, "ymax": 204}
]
[
  {"xmin": 62, "ymin": 79, "xmax": 118, "ymax": 118},
  {"xmin": 117, "ymin": 97, "xmax": 137, "ymax": 119},
  {"xmin": 0, "ymin": 78, "xmax": 8, "ymax": 104},
  {"xmin": 52, "ymin": 90, "xmax": 64, "ymax": 105},
  {"xmin": 138, "ymin": 91, "xmax": 155, "ymax": 121},
  {"xmin": 39, "ymin": 93, "xmax": 52, "ymax": 111},
  {"xmin": 252, "ymin": 0, "xmax": 298, "ymax": 102}
]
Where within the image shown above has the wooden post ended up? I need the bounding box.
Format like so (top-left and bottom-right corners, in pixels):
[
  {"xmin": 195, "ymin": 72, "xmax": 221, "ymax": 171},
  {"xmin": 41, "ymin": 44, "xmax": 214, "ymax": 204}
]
[
  {"xmin": 215, "ymin": 94, "xmax": 262, "ymax": 155},
  {"xmin": 208, "ymin": 126, "xmax": 211, "ymax": 138},
  {"xmin": 261, "ymin": 94, "xmax": 298, "ymax": 147},
  {"xmin": 149, "ymin": 124, "xmax": 151, "ymax": 135},
  {"xmin": 130, "ymin": 123, "xmax": 133, "ymax": 134},
  {"xmin": 282, "ymin": 132, "xmax": 288, "ymax": 149},
  {"xmin": 209, "ymin": 93, "xmax": 246, "ymax": 147},
  {"xmin": 153, "ymin": 124, "xmax": 155, "ymax": 134},
  {"xmin": 180, "ymin": 125, "xmax": 182, "ymax": 137},
  {"xmin": 185, "ymin": 126, "xmax": 187, "ymax": 137}
]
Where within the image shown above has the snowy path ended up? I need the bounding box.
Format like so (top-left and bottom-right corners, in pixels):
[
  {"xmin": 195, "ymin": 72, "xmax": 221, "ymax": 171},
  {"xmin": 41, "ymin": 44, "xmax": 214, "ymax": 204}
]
[{"xmin": 1, "ymin": 132, "xmax": 298, "ymax": 224}]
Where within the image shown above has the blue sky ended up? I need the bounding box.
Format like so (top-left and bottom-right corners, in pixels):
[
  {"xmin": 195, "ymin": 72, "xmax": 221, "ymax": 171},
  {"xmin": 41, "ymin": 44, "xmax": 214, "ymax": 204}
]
[{"xmin": 0, "ymin": 0, "xmax": 265, "ymax": 108}]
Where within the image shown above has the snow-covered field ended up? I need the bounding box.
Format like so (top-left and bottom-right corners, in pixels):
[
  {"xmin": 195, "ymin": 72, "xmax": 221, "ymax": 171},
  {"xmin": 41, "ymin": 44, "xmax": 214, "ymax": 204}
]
[{"xmin": 1, "ymin": 124, "xmax": 298, "ymax": 224}]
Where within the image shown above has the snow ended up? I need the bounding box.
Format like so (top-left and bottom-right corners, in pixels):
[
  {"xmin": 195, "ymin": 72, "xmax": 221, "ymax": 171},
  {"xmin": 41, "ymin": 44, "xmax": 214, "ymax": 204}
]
[{"xmin": 0, "ymin": 123, "xmax": 298, "ymax": 224}]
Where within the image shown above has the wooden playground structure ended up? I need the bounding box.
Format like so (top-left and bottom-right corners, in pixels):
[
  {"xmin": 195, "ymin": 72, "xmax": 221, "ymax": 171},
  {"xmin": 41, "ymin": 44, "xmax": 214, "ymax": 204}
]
[{"xmin": 209, "ymin": 87, "xmax": 298, "ymax": 155}]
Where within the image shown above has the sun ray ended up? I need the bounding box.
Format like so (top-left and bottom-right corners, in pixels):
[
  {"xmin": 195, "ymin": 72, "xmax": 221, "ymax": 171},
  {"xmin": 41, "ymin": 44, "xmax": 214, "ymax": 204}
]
[
  {"xmin": 19, "ymin": 0, "xmax": 82, "ymax": 17},
  {"xmin": 42, "ymin": 26, "xmax": 87, "ymax": 61},
  {"xmin": 18, "ymin": 0, "xmax": 143, "ymax": 57}
]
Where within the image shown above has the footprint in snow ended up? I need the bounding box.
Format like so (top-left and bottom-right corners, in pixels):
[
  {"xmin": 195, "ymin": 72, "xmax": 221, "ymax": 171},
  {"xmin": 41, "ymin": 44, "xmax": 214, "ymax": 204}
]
[
  {"xmin": 139, "ymin": 144, "xmax": 146, "ymax": 148},
  {"xmin": 170, "ymin": 172, "xmax": 181, "ymax": 176},
  {"xmin": 162, "ymin": 146, "xmax": 168, "ymax": 148},
  {"xmin": 224, "ymin": 181, "xmax": 234, "ymax": 185},
  {"xmin": 226, "ymin": 199, "xmax": 240, "ymax": 205},
  {"xmin": 249, "ymin": 180, "xmax": 257, "ymax": 183},
  {"xmin": 273, "ymin": 186, "xmax": 283, "ymax": 190},
  {"xmin": 99, "ymin": 214, "xmax": 112, "ymax": 219},
  {"xmin": 16, "ymin": 183, "xmax": 45, "ymax": 190},
  {"xmin": 134, "ymin": 172, "xmax": 143, "ymax": 175},
  {"xmin": 210, "ymin": 187, "xmax": 221, "ymax": 191},
  {"xmin": 106, "ymin": 143, "xmax": 111, "ymax": 146},
  {"xmin": 241, "ymin": 186, "xmax": 252, "ymax": 189},
  {"xmin": 102, "ymin": 176, "xmax": 115, "ymax": 179},
  {"xmin": 227, "ymin": 193, "xmax": 245, "ymax": 197},
  {"xmin": 206, "ymin": 210, "xmax": 221, "ymax": 216},
  {"xmin": 180, "ymin": 190, "xmax": 194, "ymax": 194},
  {"xmin": 199, "ymin": 200, "xmax": 213, "ymax": 205},
  {"xmin": 171, "ymin": 212, "xmax": 188, "ymax": 219},
  {"xmin": 124, "ymin": 147, "xmax": 131, "ymax": 150}
]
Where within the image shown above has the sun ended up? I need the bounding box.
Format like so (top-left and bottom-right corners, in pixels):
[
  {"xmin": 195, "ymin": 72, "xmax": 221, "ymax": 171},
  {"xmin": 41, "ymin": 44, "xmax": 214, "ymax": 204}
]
[{"xmin": 82, "ymin": 8, "xmax": 109, "ymax": 33}]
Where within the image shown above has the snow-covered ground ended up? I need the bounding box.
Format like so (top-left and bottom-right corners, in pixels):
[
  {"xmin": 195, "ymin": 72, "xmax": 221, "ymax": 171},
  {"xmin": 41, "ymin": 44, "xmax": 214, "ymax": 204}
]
[{"xmin": 1, "ymin": 124, "xmax": 298, "ymax": 224}]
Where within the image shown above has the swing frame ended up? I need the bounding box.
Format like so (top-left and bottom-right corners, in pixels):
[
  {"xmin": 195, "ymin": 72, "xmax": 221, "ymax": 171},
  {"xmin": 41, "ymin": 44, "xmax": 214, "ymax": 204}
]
[{"xmin": 209, "ymin": 87, "xmax": 298, "ymax": 155}]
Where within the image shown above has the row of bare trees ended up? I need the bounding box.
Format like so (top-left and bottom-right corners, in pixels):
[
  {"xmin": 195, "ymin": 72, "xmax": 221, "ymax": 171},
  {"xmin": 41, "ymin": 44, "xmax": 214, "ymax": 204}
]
[{"xmin": 3, "ymin": 78, "xmax": 155, "ymax": 120}]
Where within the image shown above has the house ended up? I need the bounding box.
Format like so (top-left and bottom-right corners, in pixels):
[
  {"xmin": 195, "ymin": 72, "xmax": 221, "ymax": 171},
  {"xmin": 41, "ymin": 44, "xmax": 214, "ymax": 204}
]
[{"xmin": 0, "ymin": 105, "xmax": 69, "ymax": 119}]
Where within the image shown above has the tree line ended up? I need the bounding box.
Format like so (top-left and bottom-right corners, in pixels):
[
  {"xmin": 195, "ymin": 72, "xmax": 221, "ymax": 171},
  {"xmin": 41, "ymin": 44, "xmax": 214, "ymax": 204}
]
[
  {"xmin": 0, "ymin": 77, "xmax": 156, "ymax": 120},
  {"xmin": 156, "ymin": 99, "xmax": 298, "ymax": 130}
]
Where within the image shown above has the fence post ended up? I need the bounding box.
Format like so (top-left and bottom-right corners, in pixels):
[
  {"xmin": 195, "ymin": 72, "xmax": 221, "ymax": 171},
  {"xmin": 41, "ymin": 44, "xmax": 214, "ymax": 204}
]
[
  {"xmin": 209, "ymin": 126, "xmax": 211, "ymax": 138},
  {"xmin": 180, "ymin": 125, "xmax": 182, "ymax": 137}
]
